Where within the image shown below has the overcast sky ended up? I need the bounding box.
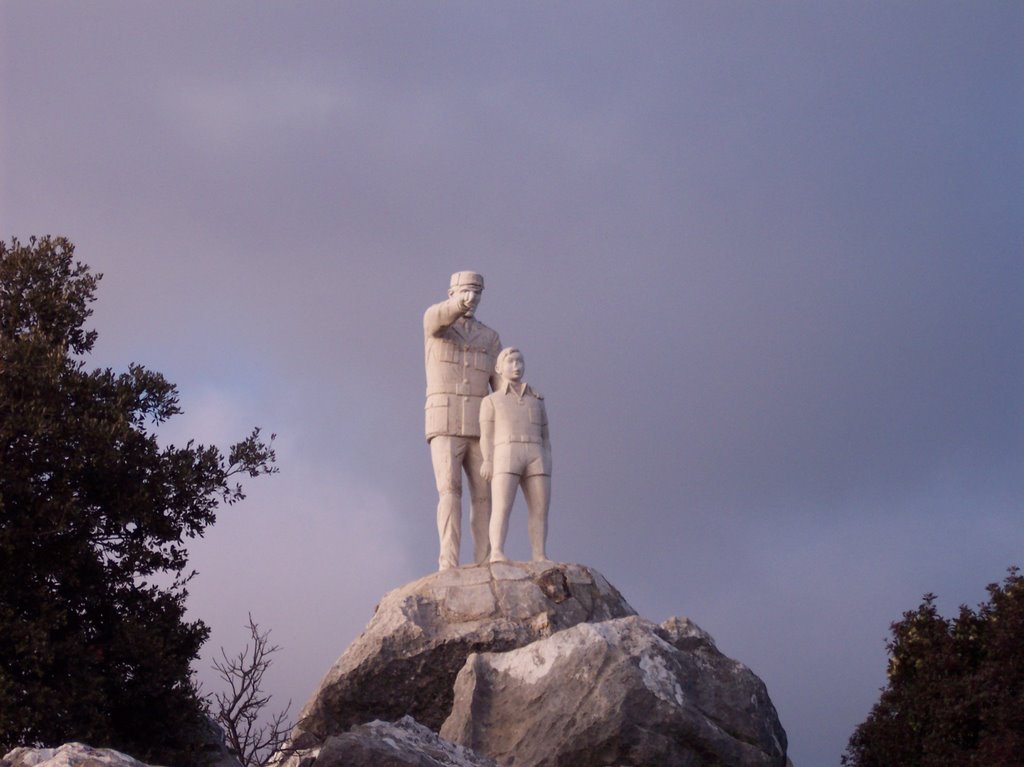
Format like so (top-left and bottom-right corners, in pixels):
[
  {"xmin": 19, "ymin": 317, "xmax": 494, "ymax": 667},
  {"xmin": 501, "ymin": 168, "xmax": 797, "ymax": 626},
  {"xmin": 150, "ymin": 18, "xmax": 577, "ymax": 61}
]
[{"xmin": 2, "ymin": 3, "xmax": 1022, "ymax": 765}]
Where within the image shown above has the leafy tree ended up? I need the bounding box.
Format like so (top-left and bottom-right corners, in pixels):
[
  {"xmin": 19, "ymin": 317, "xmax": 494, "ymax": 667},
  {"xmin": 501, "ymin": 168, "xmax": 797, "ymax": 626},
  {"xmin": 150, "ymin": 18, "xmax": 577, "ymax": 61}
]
[
  {"xmin": 0, "ymin": 236, "xmax": 277, "ymax": 765},
  {"xmin": 843, "ymin": 567, "xmax": 1024, "ymax": 767}
]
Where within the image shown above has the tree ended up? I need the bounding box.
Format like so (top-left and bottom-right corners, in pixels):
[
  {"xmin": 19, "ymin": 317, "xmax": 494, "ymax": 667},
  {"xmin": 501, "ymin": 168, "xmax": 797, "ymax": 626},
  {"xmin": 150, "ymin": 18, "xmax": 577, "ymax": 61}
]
[
  {"xmin": 0, "ymin": 236, "xmax": 277, "ymax": 765},
  {"xmin": 842, "ymin": 567, "xmax": 1024, "ymax": 767},
  {"xmin": 211, "ymin": 616, "xmax": 292, "ymax": 767}
]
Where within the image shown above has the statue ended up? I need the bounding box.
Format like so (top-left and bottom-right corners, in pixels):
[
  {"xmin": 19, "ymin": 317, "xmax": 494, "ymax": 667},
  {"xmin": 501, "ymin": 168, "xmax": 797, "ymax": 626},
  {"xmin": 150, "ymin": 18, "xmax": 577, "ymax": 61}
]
[
  {"xmin": 424, "ymin": 271, "xmax": 502, "ymax": 570},
  {"xmin": 480, "ymin": 347, "xmax": 551, "ymax": 563}
]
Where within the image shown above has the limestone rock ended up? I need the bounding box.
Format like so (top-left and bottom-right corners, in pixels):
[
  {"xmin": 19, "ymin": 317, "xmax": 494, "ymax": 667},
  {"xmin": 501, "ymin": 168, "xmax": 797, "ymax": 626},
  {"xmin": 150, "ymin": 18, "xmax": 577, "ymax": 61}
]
[
  {"xmin": 1, "ymin": 744, "xmax": 158, "ymax": 767},
  {"xmin": 300, "ymin": 716, "xmax": 495, "ymax": 767},
  {"xmin": 291, "ymin": 561, "xmax": 634, "ymax": 745},
  {"xmin": 440, "ymin": 615, "xmax": 788, "ymax": 767}
]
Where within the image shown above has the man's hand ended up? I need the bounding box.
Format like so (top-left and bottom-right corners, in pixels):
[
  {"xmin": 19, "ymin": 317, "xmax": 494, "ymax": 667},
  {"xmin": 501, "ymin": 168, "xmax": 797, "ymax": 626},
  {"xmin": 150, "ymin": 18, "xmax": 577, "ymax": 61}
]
[
  {"xmin": 451, "ymin": 287, "xmax": 481, "ymax": 317},
  {"xmin": 446, "ymin": 295, "xmax": 469, "ymax": 318},
  {"xmin": 480, "ymin": 460, "xmax": 493, "ymax": 482}
]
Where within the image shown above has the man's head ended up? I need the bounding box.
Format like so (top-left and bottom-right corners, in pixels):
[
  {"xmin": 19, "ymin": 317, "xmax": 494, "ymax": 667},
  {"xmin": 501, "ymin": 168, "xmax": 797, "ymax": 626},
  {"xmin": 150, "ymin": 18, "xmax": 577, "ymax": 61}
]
[
  {"xmin": 496, "ymin": 346, "xmax": 525, "ymax": 383},
  {"xmin": 448, "ymin": 271, "xmax": 484, "ymax": 317}
]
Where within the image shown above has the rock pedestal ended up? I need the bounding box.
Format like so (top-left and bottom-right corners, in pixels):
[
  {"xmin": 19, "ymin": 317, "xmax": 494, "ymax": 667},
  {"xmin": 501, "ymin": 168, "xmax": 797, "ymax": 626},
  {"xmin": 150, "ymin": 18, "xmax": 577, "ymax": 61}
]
[
  {"xmin": 291, "ymin": 561, "xmax": 635, "ymax": 745},
  {"xmin": 441, "ymin": 616, "xmax": 786, "ymax": 767},
  {"xmin": 280, "ymin": 560, "xmax": 788, "ymax": 767}
]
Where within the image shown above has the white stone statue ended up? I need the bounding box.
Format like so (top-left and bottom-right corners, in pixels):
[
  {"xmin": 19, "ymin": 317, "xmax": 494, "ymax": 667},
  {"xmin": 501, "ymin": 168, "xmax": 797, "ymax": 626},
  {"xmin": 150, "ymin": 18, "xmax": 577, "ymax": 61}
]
[
  {"xmin": 424, "ymin": 271, "xmax": 502, "ymax": 570},
  {"xmin": 480, "ymin": 347, "xmax": 551, "ymax": 563}
]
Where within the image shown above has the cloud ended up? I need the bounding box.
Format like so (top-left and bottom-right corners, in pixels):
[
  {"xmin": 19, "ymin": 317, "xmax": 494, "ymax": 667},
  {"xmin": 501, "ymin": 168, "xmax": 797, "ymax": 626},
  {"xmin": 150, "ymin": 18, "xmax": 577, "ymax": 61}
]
[
  {"xmin": 186, "ymin": 430, "xmax": 418, "ymax": 719},
  {"xmin": 3, "ymin": 4, "xmax": 1022, "ymax": 766},
  {"xmin": 163, "ymin": 70, "xmax": 348, "ymax": 153}
]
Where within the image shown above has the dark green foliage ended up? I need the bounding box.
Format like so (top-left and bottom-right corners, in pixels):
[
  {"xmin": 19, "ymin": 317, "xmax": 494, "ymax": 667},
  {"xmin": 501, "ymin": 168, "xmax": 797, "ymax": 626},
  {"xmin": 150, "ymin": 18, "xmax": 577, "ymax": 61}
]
[
  {"xmin": 0, "ymin": 237, "xmax": 276, "ymax": 765},
  {"xmin": 843, "ymin": 567, "xmax": 1024, "ymax": 767}
]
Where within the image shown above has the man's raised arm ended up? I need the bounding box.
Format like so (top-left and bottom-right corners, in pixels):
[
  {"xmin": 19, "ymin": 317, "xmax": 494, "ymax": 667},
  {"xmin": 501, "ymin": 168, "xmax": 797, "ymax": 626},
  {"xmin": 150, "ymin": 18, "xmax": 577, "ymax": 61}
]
[{"xmin": 424, "ymin": 296, "xmax": 466, "ymax": 337}]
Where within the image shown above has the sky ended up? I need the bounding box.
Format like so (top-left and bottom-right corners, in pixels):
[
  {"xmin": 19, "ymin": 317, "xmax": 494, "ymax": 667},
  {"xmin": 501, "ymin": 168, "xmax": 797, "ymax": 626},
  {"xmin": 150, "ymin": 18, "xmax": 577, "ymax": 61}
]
[{"xmin": 2, "ymin": 3, "xmax": 1022, "ymax": 765}]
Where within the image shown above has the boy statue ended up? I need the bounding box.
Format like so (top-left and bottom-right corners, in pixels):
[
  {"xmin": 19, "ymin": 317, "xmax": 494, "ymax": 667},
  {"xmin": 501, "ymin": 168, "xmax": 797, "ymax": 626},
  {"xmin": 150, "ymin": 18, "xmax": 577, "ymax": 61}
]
[{"xmin": 480, "ymin": 347, "xmax": 551, "ymax": 563}]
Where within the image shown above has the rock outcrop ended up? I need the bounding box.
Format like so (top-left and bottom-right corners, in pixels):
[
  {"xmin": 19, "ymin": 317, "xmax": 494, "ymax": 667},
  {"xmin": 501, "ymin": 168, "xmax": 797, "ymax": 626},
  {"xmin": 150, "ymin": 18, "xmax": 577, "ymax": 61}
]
[
  {"xmin": 273, "ymin": 717, "xmax": 495, "ymax": 767},
  {"xmin": 440, "ymin": 615, "xmax": 787, "ymax": 767},
  {"xmin": 1, "ymin": 744, "xmax": 157, "ymax": 767},
  {"xmin": 291, "ymin": 561, "xmax": 635, "ymax": 745},
  {"xmin": 6, "ymin": 562, "xmax": 788, "ymax": 767},
  {"xmin": 277, "ymin": 559, "xmax": 788, "ymax": 766}
]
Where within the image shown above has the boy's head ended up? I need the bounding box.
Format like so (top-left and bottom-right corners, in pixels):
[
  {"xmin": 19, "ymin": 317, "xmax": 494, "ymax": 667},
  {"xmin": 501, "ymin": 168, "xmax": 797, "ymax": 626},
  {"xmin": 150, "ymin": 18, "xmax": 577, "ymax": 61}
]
[{"xmin": 496, "ymin": 347, "xmax": 525, "ymax": 382}]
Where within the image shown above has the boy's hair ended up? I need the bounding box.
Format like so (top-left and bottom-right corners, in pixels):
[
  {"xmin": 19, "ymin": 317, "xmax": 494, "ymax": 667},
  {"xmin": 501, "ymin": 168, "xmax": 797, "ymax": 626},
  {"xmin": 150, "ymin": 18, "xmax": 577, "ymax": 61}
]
[{"xmin": 495, "ymin": 346, "xmax": 522, "ymax": 373}]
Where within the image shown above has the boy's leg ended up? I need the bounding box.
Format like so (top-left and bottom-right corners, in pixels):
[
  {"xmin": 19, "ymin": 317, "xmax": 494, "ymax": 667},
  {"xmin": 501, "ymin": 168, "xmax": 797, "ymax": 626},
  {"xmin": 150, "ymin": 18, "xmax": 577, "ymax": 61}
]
[
  {"xmin": 489, "ymin": 473, "xmax": 519, "ymax": 562},
  {"xmin": 523, "ymin": 474, "xmax": 551, "ymax": 561}
]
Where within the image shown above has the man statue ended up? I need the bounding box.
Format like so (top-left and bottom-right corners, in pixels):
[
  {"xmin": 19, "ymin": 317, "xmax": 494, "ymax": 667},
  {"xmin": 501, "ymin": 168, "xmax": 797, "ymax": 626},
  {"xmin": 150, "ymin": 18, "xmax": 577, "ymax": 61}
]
[
  {"xmin": 424, "ymin": 271, "xmax": 502, "ymax": 570},
  {"xmin": 480, "ymin": 347, "xmax": 551, "ymax": 563}
]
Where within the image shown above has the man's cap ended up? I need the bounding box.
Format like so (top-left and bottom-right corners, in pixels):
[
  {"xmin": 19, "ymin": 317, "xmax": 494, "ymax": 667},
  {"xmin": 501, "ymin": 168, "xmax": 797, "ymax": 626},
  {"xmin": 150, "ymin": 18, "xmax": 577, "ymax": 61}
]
[{"xmin": 450, "ymin": 271, "xmax": 484, "ymax": 289}]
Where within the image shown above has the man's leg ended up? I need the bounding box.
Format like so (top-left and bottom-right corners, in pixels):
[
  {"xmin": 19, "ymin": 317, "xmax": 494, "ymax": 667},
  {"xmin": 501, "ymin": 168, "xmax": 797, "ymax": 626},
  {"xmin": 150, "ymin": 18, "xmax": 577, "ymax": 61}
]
[
  {"xmin": 488, "ymin": 473, "xmax": 519, "ymax": 562},
  {"xmin": 430, "ymin": 436, "xmax": 466, "ymax": 570},
  {"xmin": 464, "ymin": 439, "xmax": 492, "ymax": 564},
  {"xmin": 522, "ymin": 474, "xmax": 551, "ymax": 561}
]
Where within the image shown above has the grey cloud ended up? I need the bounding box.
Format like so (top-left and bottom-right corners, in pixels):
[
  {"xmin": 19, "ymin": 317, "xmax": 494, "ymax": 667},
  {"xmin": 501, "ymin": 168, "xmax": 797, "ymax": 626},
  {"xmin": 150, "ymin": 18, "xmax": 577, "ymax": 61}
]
[{"xmin": 2, "ymin": 3, "xmax": 1022, "ymax": 766}]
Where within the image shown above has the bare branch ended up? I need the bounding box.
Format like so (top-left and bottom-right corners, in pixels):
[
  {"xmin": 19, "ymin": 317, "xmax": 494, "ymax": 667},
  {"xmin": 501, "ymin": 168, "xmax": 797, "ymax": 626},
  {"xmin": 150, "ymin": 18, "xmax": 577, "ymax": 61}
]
[{"xmin": 211, "ymin": 615, "xmax": 293, "ymax": 767}]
